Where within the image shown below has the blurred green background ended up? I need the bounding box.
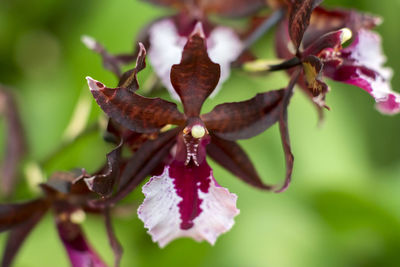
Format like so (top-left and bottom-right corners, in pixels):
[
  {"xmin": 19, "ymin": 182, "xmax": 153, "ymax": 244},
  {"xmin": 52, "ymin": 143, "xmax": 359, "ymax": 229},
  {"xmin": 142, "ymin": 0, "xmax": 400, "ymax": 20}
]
[{"xmin": 1, "ymin": 0, "xmax": 400, "ymax": 266}]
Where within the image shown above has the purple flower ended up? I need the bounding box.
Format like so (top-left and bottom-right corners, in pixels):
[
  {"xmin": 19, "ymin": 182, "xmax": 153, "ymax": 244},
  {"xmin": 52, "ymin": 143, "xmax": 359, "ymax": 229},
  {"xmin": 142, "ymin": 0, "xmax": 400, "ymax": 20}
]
[
  {"xmin": 0, "ymin": 171, "xmax": 108, "ymax": 267},
  {"xmin": 274, "ymin": 5, "xmax": 399, "ymax": 114},
  {"xmin": 87, "ymin": 23, "xmax": 294, "ymax": 247}
]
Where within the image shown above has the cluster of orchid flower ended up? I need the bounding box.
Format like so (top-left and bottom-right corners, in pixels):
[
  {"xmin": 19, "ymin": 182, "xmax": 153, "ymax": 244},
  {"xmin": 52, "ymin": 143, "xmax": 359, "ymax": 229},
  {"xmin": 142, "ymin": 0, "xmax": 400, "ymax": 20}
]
[{"xmin": 1, "ymin": 0, "xmax": 398, "ymax": 266}]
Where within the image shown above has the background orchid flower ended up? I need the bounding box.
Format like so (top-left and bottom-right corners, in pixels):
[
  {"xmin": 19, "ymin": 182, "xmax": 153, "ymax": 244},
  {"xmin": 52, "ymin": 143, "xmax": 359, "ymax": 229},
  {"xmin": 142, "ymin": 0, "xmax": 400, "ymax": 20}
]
[
  {"xmin": 87, "ymin": 23, "xmax": 297, "ymax": 247},
  {"xmin": 0, "ymin": 170, "xmax": 112, "ymax": 267},
  {"xmin": 82, "ymin": 0, "xmax": 274, "ymax": 100},
  {"xmin": 272, "ymin": 2, "xmax": 399, "ymax": 115}
]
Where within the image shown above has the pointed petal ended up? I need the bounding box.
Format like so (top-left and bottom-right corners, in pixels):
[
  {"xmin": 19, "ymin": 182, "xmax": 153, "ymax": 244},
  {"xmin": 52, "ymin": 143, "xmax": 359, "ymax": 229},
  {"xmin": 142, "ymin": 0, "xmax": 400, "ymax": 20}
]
[
  {"xmin": 94, "ymin": 128, "xmax": 179, "ymax": 207},
  {"xmin": 207, "ymin": 135, "xmax": 273, "ymax": 190},
  {"xmin": 0, "ymin": 88, "xmax": 27, "ymax": 197},
  {"xmin": 83, "ymin": 143, "xmax": 122, "ymax": 197},
  {"xmin": 0, "ymin": 199, "xmax": 49, "ymax": 232},
  {"xmin": 148, "ymin": 19, "xmax": 242, "ymax": 101},
  {"xmin": 302, "ymin": 6, "xmax": 381, "ymax": 48},
  {"xmin": 324, "ymin": 30, "xmax": 400, "ymax": 114},
  {"xmin": 303, "ymin": 28, "xmax": 352, "ymax": 57},
  {"xmin": 117, "ymin": 43, "xmax": 147, "ymax": 92},
  {"xmin": 170, "ymin": 23, "xmax": 221, "ymax": 116},
  {"xmin": 275, "ymin": 69, "xmax": 300, "ymax": 192},
  {"xmin": 87, "ymin": 77, "xmax": 185, "ymax": 133},
  {"xmin": 288, "ymin": 0, "xmax": 323, "ymax": 51},
  {"xmin": 1, "ymin": 209, "xmax": 46, "ymax": 267},
  {"xmin": 201, "ymin": 89, "xmax": 285, "ymax": 140},
  {"xmin": 56, "ymin": 219, "xmax": 107, "ymax": 267},
  {"xmin": 138, "ymin": 161, "xmax": 239, "ymax": 247}
]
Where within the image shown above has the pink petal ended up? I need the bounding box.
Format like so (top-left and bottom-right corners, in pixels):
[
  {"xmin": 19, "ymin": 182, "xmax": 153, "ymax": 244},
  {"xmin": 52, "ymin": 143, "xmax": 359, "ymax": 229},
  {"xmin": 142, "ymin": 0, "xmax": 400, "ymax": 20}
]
[
  {"xmin": 56, "ymin": 220, "xmax": 107, "ymax": 267},
  {"xmin": 148, "ymin": 19, "xmax": 243, "ymax": 100},
  {"xmin": 324, "ymin": 29, "xmax": 400, "ymax": 114},
  {"xmin": 137, "ymin": 161, "xmax": 239, "ymax": 247}
]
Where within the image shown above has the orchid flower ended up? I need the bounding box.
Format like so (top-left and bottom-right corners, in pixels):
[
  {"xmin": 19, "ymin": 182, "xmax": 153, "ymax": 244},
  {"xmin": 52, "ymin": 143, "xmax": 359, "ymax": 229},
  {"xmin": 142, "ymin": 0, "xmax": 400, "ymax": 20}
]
[
  {"xmin": 82, "ymin": 0, "xmax": 273, "ymax": 99},
  {"xmin": 272, "ymin": 2, "xmax": 399, "ymax": 115},
  {"xmin": 0, "ymin": 150, "xmax": 124, "ymax": 267},
  {"xmin": 0, "ymin": 171, "xmax": 106, "ymax": 267},
  {"xmin": 86, "ymin": 23, "xmax": 296, "ymax": 247}
]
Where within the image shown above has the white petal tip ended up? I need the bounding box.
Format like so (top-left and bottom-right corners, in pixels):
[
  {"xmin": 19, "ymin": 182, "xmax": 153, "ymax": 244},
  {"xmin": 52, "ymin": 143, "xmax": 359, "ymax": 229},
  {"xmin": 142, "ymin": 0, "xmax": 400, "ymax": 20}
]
[
  {"xmin": 340, "ymin": 28, "xmax": 353, "ymax": 44},
  {"xmin": 81, "ymin": 35, "xmax": 97, "ymax": 50},
  {"xmin": 191, "ymin": 22, "xmax": 206, "ymax": 39},
  {"xmin": 86, "ymin": 76, "xmax": 104, "ymax": 91}
]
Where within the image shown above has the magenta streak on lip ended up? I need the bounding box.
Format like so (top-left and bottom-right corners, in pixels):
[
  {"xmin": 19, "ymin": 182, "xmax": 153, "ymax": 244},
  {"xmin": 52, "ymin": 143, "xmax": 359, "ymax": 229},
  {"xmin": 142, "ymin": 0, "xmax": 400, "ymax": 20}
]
[{"xmin": 169, "ymin": 160, "xmax": 211, "ymax": 230}]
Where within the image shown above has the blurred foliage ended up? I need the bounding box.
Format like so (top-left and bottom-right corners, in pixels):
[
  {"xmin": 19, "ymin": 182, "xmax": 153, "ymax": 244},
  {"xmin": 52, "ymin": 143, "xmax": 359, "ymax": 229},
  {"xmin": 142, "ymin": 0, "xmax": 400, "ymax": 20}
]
[{"xmin": 1, "ymin": 0, "xmax": 400, "ymax": 266}]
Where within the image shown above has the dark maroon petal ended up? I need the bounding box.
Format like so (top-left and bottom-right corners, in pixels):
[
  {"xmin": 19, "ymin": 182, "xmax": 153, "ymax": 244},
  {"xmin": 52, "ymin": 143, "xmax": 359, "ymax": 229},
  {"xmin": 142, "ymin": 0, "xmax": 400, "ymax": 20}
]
[
  {"xmin": 207, "ymin": 135, "xmax": 273, "ymax": 190},
  {"xmin": 1, "ymin": 208, "xmax": 46, "ymax": 267},
  {"xmin": 56, "ymin": 219, "xmax": 107, "ymax": 267},
  {"xmin": 83, "ymin": 143, "xmax": 122, "ymax": 197},
  {"xmin": 202, "ymin": 89, "xmax": 285, "ymax": 140},
  {"xmin": 93, "ymin": 128, "xmax": 179, "ymax": 207},
  {"xmin": 104, "ymin": 208, "xmax": 122, "ymax": 267},
  {"xmin": 275, "ymin": 19, "xmax": 293, "ymax": 59},
  {"xmin": 149, "ymin": 18, "xmax": 241, "ymax": 100},
  {"xmin": 0, "ymin": 88, "xmax": 27, "ymax": 197},
  {"xmin": 117, "ymin": 43, "xmax": 147, "ymax": 92},
  {"xmin": 303, "ymin": 28, "xmax": 351, "ymax": 57},
  {"xmin": 41, "ymin": 170, "xmax": 91, "ymax": 196},
  {"xmin": 87, "ymin": 77, "xmax": 185, "ymax": 133},
  {"xmin": 288, "ymin": 0, "xmax": 323, "ymax": 51},
  {"xmin": 275, "ymin": 69, "xmax": 301, "ymax": 192},
  {"xmin": 170, "ymin": 23, "xmax": 221, "ymax": 117},
  {"xmin": 302, "ymin": 6, "xmax": 381, "ymax": 48},
  {"xmin": 138, "ymin": 160, "xmax": 239, "ymax": 247},
  {"xmin": 0, "ymin": 199, "xmax": 49, "ymax": 232}
]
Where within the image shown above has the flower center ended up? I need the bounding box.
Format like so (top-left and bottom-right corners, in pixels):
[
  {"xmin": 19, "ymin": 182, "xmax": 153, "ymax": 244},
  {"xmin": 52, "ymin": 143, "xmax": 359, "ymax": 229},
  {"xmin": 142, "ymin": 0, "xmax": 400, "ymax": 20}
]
[{"xmin": 191, "ymin": 125, "xmax": 206, "ymax": 139}]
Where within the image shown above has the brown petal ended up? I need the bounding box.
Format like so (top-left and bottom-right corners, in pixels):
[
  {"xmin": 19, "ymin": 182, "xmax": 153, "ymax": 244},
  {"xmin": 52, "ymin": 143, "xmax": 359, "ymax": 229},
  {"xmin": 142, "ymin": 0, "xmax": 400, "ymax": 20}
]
[
  {"xmin": 302, "ymin": 6, "xmax": 381, "ymax": 48},
  {"xmin": 275, "ymin": 68, "xmax": 301, "ymax": 192},
  {"xmin": 1, "ymin": 208, "xmax": 46, "ymax": 267},
  {"xmin": 201, "ymin": 89, "xmax": 285, "ymax": 140},
  {"xmin": 83, "ymin": 143, "xmax": 122, "ymax": 197},
  {"xmin": 0, "ymin": 199, "xmax": 49, "ymax": 232},
  {"xmin": 0, "ymin": 88, "xmax": 27, "ymax": 197},
  {"xmin": 170, "ymin": 23, "xmax": 220, "ymax": 117},
  {"xmin": 92, "ymin": 128, "xmax": 179, "ymax": 207},
  {"xmin": 207, "ymin": 135, "xmax": 273, "ymax": 190},
  {"xmin": 117, "ymin": 43, "xmax": 146, "ymax": 92},
  {"xmin": 288, "ymin": 0, "xmax": 323, "ymax": 51},
  {"xmin": 87, "ymin": 77, "xmax": 185, "ymax": 133}
]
